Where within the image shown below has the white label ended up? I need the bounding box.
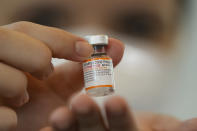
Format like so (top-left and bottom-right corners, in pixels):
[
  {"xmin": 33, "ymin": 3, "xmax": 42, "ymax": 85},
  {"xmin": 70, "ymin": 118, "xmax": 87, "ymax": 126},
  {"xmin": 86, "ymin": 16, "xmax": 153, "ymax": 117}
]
[{"xmin": 83, "ymin": 57, "xmax": 114, "ymax": 91}]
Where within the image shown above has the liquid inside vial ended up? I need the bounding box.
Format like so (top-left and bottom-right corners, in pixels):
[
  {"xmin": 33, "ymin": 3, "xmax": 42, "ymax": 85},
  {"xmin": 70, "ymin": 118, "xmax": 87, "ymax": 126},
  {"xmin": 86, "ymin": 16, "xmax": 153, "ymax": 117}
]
[{"xmin": 83, "ymin": 35, "xmax": 115, "ymax": 97}]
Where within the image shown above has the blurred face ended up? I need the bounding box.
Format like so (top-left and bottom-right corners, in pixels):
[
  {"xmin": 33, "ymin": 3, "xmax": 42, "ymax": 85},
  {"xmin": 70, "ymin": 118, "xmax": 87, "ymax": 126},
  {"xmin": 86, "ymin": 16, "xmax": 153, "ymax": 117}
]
[{"xmin": 0, "ymin": 0, "xmax": 180, "ymax": 43}]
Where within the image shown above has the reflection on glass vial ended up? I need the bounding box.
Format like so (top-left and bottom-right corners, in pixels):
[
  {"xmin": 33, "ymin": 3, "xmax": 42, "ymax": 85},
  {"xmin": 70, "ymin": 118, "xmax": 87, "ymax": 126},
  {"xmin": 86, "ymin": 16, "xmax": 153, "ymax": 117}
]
[{"xmin": 83, "ymin": 35, "xmax": 115, "ymax": 97}]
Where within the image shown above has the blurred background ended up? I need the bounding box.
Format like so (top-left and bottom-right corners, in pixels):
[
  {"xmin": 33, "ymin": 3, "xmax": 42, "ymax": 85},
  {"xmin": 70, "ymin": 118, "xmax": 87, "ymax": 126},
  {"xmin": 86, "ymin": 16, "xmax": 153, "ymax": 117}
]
[{"xmin": 0, "ymin": 0, "xmax": 196, "ymax": 120}]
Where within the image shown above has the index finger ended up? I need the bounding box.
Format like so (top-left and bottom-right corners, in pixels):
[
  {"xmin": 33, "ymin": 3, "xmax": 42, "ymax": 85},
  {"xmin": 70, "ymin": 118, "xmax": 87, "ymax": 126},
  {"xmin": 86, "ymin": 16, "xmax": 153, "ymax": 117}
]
[{"xmin": 3, "ymin": 21, "xmax": 93, "ymax": 61}]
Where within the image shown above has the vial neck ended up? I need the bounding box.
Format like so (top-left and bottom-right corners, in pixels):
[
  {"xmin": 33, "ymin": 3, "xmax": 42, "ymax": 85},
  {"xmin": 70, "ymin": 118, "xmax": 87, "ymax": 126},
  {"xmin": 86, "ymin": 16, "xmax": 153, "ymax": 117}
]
[{"xmin": 92, "ymin": 45, "xmax": 107, "ymax": 56}]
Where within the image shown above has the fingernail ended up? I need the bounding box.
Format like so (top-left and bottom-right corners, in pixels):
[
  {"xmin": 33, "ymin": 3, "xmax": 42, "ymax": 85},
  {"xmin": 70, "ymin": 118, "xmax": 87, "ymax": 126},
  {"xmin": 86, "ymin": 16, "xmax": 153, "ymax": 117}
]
[
  {"xmin": 22, "ymin": 91, "xmax": 29, "ymax": 104},
  {"xmin": 35, "ymin": 62, "xmax": 54, "ymax": 80},
  {"xmin": 16, "ymin": 91, "xmax": 29, "ymax": 107},
  {"xmin": 75, "ymin": 41, "xmax": 93, "ymax": 58},
  {"xmin": 5, "ymin": 91, "xmax": 29, "ymax": 107},
  {"xmin": 44, "ymin": 62, "xmax": 54, "ymax": 78}
]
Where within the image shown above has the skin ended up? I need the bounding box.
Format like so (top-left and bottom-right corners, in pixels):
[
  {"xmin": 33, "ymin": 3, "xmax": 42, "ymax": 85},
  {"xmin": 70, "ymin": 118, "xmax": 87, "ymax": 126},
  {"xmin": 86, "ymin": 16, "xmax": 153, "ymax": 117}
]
[{"xmin": 0, "ymin": 21, "xmax": 196, "ymax": 131}]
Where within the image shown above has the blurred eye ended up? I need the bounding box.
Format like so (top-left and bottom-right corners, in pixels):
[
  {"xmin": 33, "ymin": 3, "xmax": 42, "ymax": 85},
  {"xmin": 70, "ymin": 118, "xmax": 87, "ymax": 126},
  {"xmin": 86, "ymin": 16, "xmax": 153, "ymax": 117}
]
[
  {"xmin": 111, "ymin": 12, "xmax": 163, "ymax": 39},
  {"xmin": 14, "ymin": 5, "xmax": 70, "ymax": 27}
]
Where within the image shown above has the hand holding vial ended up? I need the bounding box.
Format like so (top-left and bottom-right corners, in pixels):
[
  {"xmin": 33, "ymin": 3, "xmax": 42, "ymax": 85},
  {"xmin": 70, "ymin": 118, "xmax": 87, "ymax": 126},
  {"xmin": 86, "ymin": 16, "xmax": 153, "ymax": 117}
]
[
  {"xmin": 0, "ymin": 21, "xmax": 124, "ymax": 130},
  {"xmin": 0, "ymin": 22, "xmax": 196, "ymax": 131}
]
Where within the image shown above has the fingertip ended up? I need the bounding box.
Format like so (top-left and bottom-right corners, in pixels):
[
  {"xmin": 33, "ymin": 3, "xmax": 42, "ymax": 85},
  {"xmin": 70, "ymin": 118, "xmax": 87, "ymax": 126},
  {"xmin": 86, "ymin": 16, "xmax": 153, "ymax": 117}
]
[
  {"xmin": 75, "ymin": 41, "xmax": 94, "ymax": 59},
  {"xmin": 32, "ymin": 62, "xmax": 54, "ymax": 80},
  {"xmin": 40, "ymin": 126, "xmax": 54, "ymax": 131},
  {"xmin": 0, "ymin": 107, "xmax": 17, "ymax": 130},
  {"xmin": 3, "ymin": 90, "xmax": 29, "ymax": 108},
  {"xmin": 108, "ymin": 38, "xmax": 125, "ymax": 66},
  {"xmin": 109, "ymin": 38, "xmax": 125, "ymax": 49},
  {"xmin": 105, "ymin": 96, "xmax": 137, "ymax": 130},
  {"xmin": 105, "ymin": 96, "xmax": 129, "ymax": 116},
  {"xmin": 50, "ymin": 107, "xmax": 75, "ymax": 130},
  {"xmin": 70, "ymin": 94, "xmax": 106, "ymax": 130},
  {"xmin": 71, "ymin": 94, "xmax": 96, "ymax": 115},
  {"xmin": 44, "ymin": 62, "xmax": 54, "ymax": 78}
]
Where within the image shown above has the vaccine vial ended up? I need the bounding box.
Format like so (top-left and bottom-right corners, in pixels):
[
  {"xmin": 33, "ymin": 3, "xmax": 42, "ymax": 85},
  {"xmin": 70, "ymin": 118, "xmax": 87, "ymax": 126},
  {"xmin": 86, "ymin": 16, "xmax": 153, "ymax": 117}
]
[{"xmin": 83, "ymin": 35, "xmax": 115, "ymax": 97}]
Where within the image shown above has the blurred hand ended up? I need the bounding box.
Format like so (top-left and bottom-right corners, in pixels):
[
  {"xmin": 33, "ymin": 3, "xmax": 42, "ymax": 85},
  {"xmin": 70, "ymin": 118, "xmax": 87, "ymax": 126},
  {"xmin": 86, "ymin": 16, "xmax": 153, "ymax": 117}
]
[
  {"xmin": 42, "ymin": 94, "xmax": 197, "ymax": 131},
  {"xmin": 0, "ymin": 21, "xmax": 124, "ymax": 131}
]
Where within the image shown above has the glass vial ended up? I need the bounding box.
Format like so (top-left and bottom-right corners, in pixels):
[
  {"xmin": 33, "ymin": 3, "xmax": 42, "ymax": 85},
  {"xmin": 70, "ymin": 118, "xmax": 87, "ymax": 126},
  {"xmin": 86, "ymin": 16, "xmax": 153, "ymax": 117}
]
[{"xmin": 83, "ymin": 35, "xmax": 115, "ymax": 97}]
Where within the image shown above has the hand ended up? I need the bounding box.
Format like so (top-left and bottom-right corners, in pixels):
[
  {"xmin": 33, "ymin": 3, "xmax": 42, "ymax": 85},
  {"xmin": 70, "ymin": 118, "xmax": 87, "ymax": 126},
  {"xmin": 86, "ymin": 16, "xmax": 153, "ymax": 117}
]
[
  {"xmin": 0, "ymin": 21, "xmax": 124, "ymax": 131},
  {"xmin": 43, "ymin": 94, "xmax": 197, "ymax": 131}
]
